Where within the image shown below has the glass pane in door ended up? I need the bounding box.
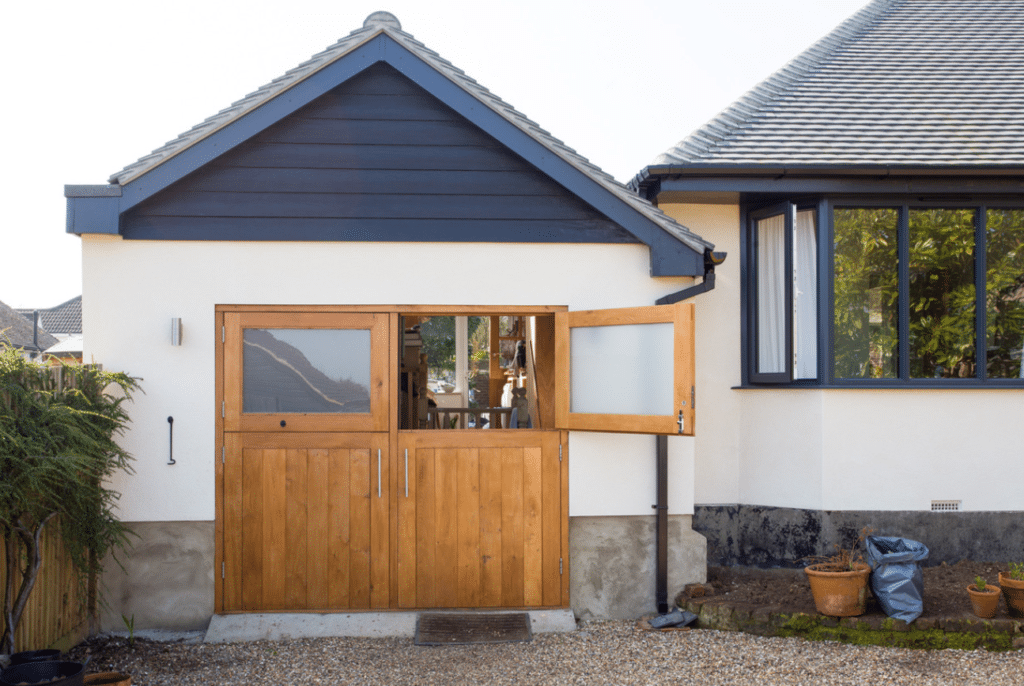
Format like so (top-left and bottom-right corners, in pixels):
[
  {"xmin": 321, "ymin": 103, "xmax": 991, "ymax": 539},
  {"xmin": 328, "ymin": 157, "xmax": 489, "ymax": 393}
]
[
  {"xmin": 569, "ymin": 322, "xmax": 674, "ymax": 415},
  {"xmin": 243, "ymin": 328, "xmax": 372, "ymax": 413}
]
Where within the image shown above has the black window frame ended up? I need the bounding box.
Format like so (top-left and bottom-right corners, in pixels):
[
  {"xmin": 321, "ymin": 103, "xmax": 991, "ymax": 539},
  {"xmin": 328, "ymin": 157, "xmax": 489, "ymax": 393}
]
[{"xmin": 742, "ymin": 195, "xmax": 1024, "ymax": 388}]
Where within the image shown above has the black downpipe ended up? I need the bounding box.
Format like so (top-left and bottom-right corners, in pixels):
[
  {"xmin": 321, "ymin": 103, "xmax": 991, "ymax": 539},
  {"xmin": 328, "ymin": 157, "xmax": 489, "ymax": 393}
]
[
  {"xmin": 655, "ymin": 435, "xmax": 669, "ymax": 614},
  {"xmin": 653, "ymin": 248, "xmax": 726, "ymax": 615}
]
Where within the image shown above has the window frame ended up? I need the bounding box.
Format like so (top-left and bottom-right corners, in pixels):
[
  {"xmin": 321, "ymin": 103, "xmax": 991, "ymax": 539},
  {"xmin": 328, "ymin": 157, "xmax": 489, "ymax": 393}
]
[
  {"xmin": 742, "ymin": 196, "xmax": 1024, "ymax": 387},
  {"xmin": 745, "ymin": 201, "xmax": 823, "ymax": 385}
]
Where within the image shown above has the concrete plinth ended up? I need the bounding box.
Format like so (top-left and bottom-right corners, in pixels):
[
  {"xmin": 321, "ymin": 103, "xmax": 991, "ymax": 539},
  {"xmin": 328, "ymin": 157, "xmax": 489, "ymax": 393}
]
[
  {"xmin": 100, "ymin": 521, "xmax": 215, "ymax": 632},
  {"xmin": 569, "ymin": 515, "xmax": 706, "ymax": 620}
]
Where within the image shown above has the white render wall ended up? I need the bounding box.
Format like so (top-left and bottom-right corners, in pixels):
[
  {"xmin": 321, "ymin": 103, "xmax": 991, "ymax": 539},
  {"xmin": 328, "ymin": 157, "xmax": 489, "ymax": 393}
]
[
  {"xmin": 661, "ymin": 202, "xmax": 1024, "ymax": 513},
  {"xmin": 81, "ymin": 236, "xmax": 697, "ymax": 523}
]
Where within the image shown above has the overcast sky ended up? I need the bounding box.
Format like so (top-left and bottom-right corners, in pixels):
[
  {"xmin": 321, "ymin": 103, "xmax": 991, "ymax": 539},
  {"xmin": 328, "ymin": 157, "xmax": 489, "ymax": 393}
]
[{"xmin": 1, "ymin": 0, "xmax": 868, "ymax": 309}]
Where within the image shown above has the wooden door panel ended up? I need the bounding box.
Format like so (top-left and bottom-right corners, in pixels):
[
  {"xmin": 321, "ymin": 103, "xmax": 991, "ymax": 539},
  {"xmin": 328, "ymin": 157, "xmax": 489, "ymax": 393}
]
[
  {"xmin": 222, "ymin": 435, "xmax": 387, "ymax": 612},
  {"xmin": 397, "ymin": 431, "xmax": 566, "ymax": 609}
]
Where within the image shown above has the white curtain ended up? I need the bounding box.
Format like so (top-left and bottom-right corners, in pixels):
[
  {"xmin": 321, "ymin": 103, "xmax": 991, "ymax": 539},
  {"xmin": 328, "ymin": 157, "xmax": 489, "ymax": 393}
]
[
  {"xmin": 757, "ymin": 214, "xmax": 786, "ymax": 374},
  {"xmin": 794, "ymin": 210, "xmax": 818, "ymax": 380}
]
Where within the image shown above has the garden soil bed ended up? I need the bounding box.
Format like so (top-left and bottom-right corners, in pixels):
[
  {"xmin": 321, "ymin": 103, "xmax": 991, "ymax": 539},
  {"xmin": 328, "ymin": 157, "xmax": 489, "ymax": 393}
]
[{"xmin": 702, "ymin": 560, "xmax": 1012, "ymax": 619}]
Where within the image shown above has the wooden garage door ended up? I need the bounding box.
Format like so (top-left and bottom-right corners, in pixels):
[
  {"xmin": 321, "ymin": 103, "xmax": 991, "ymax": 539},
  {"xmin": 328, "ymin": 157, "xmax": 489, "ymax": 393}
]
[
  {"xmin": 216, "ymin": 306, "xmax": 571, "ymax": 613},
  {"xmin": 396, "ymin": 430, "xmax": 568, "ymax": 609}
]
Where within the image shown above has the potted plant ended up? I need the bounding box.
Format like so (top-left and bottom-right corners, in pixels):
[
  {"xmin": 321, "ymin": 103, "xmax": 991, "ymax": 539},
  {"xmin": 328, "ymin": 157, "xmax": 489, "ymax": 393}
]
[
  {"xmin": 803, "ymin": 528, "xmax": 872, "ymax": 617},
  {"xmin": 967, "ymin": 575, "xmax": 1000, "ymax": 618},
  {"xmin": 998, "ymin": 562, "xmax": 1024, "ymax": 618}
]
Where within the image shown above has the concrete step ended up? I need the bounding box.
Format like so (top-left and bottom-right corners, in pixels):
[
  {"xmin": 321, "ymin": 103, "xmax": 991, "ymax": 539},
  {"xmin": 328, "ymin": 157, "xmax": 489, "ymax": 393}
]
[{"xmin": 205, "ymin": 609, "xmax": 577, "ymax": 643}]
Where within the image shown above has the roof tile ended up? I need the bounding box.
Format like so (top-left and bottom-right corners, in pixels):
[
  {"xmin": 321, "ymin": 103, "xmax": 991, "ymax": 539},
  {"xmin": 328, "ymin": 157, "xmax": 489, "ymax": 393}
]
[{"xmin": 647, "ymin": 0, "xmax": 1024, "ymax": 171}]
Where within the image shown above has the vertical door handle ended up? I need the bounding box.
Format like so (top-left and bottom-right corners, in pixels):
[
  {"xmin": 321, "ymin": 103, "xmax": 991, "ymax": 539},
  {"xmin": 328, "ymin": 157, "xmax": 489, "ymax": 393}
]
[
  {"xmin": 377, "ymin": 449, "xmax": 382, "ymax": 498},
  {"xmin": 404, "ymin": 449, "xmax": 409, "ymax": 498}
]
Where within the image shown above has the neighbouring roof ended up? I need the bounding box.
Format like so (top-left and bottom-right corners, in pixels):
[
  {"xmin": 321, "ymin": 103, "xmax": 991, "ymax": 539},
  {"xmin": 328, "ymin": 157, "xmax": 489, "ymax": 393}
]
[
  {"xmin": 16, "ymin": 295, "xmax": 82, "ymax": 336},
  {"xmin": 0, "ymin": 300, "xmax": 59, "ymax": 352},
  {"xmin": 104, "ymin": 12, "xmax": 711, "ymax": 258},
  {"xmin": 44, "ymin": 334, "xmax": 84, "ymax": 357},
  {"xmin": 637, "ymin": 0, "xmax": 1024, "ymax": 181}
]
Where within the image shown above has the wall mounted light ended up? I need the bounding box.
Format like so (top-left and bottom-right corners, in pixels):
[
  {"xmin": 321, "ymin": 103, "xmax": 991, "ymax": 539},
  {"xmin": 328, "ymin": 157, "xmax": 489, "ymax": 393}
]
[{"xmin": 171, "ymin": 318, "xmax": 183, "ymax": 346}]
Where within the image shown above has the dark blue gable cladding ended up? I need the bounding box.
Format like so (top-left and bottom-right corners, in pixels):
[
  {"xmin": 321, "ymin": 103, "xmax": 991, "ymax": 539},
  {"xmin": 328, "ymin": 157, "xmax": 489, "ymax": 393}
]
[
  {"xmin": 67, "ymin": 22, "xmax": 711, "ymax": 276},
  {"xmin": 121, "ymin": 64, "xmax": 638, "ymax": 245}
]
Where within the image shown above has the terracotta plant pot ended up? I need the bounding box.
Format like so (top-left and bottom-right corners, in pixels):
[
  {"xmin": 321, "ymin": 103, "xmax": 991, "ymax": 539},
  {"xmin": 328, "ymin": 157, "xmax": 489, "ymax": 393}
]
[
  {"xmin": 804, "ymin": 562, "xmax": 871, "ymax": 617},
  {"xmin": 966, "ymin": 584, "xmax": 1000, "ymax": 618},
  {"xmin": 998, "ymin": 572, "xmax": 1024, "ymax": 618},
  {"xmin": 84, "ymin": 673, "xmax": 132, "ymax": 686}
]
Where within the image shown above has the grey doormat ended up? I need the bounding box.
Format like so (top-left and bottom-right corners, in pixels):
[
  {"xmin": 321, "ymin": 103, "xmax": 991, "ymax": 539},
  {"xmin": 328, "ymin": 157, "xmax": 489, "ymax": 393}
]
[{"xmin": 415, "ymin": 612, "xmax": 533, "ymax": 645}]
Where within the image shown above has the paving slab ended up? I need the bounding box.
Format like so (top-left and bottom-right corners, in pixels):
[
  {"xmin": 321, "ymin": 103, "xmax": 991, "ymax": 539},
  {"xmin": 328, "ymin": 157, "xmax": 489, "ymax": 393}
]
[{"xmin": 204, "ymin": 609, "xmax": 576, "ymax": 643}]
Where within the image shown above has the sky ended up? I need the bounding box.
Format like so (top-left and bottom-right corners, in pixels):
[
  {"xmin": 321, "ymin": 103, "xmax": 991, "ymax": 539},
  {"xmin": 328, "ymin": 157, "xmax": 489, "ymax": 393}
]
[{"xmin": 1, "ymin": 0, "xmax": 869, "ymax": 310}]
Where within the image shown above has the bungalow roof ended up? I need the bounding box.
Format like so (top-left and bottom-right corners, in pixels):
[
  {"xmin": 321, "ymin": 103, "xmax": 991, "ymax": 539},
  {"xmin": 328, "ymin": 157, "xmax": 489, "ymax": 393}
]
[{"xmin": 635, "ymin": 0, "xmax": 1024, "ymax": 185}]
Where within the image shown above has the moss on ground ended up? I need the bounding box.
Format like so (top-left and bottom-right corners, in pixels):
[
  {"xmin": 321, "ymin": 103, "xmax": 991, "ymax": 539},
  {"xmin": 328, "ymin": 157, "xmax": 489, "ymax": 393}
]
[{"xmin": 774, "ymin": 614, "xmax": 1015, "ymax": 651}]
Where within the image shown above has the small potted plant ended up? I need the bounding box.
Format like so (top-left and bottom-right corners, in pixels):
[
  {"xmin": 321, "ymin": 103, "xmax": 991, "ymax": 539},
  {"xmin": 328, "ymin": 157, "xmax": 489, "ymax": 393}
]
[
  {"xmin": 803, "ymin": 528, "xmax": 872, "ymax": 617},
  {"xmin": 998, "ymin": 562, "xmax": 1024, "ymax": 618},
  {"xmin": 967, "ymin": 575, "xmax": 1000, "ymax": 618}
]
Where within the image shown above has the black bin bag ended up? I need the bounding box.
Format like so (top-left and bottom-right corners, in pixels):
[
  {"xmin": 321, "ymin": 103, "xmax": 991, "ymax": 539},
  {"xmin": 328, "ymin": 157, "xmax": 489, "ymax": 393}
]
[{"xmin": 865, "ymin": 536, "xmax": 929, "ymax": 623}]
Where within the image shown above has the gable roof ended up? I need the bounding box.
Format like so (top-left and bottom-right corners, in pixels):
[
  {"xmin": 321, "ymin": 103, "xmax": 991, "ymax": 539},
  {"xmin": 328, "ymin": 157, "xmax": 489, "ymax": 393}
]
[
  {"xmin": 16, "ymin": 296, "xmax": 82, "ymax": 336},
  {"xmin": 636, "ymin": 0, "xmax": 1024, "ymax": 184},
  {"xmin": 72, "ymin": 12, "xmax": 711, "ymax": 276},
  {"xmin": 0, "ymin": 300, "xmax": 59, "ymax": 353}
]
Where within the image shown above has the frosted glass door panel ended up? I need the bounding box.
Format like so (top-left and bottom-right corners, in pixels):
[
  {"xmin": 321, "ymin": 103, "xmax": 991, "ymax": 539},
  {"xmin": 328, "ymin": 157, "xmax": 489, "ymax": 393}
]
[
  {"xmin": 243, "ymin": 328, "xmax": 372, "ymax": 413},
  {"xmin": 570, "ymin": 322, "xmax": 674, "ymax": 415}
]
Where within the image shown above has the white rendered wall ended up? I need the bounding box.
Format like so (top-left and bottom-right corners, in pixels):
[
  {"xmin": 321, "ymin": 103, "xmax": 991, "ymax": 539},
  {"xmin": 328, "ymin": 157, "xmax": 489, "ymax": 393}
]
[
  {"xmin": 660, "ymin": 201, "xmax": 1024, "ymax": 514},
  {"xmin": 820, "ymin": 390, "xmax": 1023, "ymax": 511},
  {"xmin": 82, "ymin": 236, "xmax": 697, "ymax": 523},
  {"xmin": 658, "ymin": 204, "xmax": 742, "ymax": 506}
]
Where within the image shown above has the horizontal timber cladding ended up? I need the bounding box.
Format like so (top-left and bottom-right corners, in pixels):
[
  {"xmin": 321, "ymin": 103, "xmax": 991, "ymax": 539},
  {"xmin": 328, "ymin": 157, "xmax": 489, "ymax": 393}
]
[{"xmin": 121, "ymin": 62, "xmax": 632, "ymax": 244}]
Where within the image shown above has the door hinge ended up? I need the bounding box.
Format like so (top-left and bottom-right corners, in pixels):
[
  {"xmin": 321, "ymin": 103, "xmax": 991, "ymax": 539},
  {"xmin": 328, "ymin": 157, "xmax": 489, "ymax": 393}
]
[
  {"xmin": 559, "ymin": 558, "xmax": 563, "ymax": 575},
  {"xmin": 222, "ymin": 401, "xmax": 225, "ymax": 418},
  {"xmin": 222, "ymin": 326, "xmax": 225, "ymax": 343},
  {"xmin": 222, "ymin": 562, "xmax": 225, "ymax": 579},
  {"xmin": 222, "ymin": 445, "xmax": 225, "ymax": 464},
  {"xmin": 691, "ymin": 385, "xmax": 696, "ymax": 410},
  {"xmin": 558, "ymin": 444, "xmax": 562, "ymax": 462}
]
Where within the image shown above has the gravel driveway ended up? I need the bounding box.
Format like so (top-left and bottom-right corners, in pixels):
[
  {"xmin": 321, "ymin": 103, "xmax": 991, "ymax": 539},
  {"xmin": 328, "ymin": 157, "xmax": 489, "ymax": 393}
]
[{"xmin": 71, "ymin": 620, "xmax": 1022, "ymax": 685}]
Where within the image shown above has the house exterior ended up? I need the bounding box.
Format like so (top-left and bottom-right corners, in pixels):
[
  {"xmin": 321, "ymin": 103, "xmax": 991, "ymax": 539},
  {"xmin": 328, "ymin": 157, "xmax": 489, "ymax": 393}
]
[
  {"xmin": 0, "ymin": 300, "xmax": 58, "ymax": 360},
  {"xmin": 65, "ymin": 12, "xmax": 711, "ymax": 631},
  {"xmin": 17, "ymin": 296, "xmax": 83, "ymax": 343},
  {"xmin": 65, "ymin": 1, "xmax": 1024, "ymax": 634},
  {"xmin": 16, "ymin": 296, "xmax": 84, "ymax": 364},
  {"xmin": 632, "ymin": 0, "xmax": 1024, "ymax": 567}
]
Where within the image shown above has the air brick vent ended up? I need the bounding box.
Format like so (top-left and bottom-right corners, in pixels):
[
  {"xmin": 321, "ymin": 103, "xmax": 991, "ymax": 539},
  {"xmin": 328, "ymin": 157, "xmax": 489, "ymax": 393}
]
[{"xmin": 931, "ymin": 500, "xmax": 961, "ymax": 512}]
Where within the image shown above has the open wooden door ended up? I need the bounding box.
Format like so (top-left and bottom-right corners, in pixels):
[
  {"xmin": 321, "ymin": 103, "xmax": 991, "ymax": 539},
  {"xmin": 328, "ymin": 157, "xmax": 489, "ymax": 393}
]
[{"xmin": 554, "ymin": 302, "xmax": 695, "ymax": 435}]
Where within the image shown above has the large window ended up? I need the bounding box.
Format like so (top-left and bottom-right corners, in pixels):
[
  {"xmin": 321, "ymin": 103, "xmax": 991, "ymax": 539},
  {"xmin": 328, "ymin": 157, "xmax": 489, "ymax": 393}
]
[{"xmin": 746, "ymin": 201, "xmax": 1024, "ymax": 385}]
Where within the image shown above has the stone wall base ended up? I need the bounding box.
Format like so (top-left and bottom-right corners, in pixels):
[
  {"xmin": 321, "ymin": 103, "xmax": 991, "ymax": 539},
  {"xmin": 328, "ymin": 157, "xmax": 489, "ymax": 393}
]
[{"xmin": 695, "ymin": 505, "xmax": 1024, "ymax": 568}]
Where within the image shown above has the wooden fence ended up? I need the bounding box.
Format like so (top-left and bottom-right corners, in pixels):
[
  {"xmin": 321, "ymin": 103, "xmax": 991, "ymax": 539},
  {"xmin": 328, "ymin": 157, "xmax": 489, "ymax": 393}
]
[
  {"xmin": 2, "ymin": 363, "xmax": 98, "ymax": 652},
  {"xmin": 1, "ymin": 521, "xmax": 92, "ymax": 652}
]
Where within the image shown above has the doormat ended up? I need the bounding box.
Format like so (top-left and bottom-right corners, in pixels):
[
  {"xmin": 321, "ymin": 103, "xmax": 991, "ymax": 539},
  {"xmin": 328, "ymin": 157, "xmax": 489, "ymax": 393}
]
[{"xmin": 415, "ymin": 612, "xmax": 533, "ymax": 645}]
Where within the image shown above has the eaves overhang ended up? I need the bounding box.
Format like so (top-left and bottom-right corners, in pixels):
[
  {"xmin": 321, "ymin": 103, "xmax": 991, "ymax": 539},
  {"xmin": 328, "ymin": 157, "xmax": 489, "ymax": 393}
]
[{"xmin": 633, "ymin": 163, "xmax": 1024, "ymax": 201}]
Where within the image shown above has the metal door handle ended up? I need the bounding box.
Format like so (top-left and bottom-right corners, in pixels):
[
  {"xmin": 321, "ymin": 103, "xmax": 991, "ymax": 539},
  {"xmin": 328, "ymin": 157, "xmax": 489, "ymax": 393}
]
[
  {"xmin": 377, "ymin": 449, "xmax": 381, "ymax": 498},
  {"xmin": 404, "ymin": 449, "xmax": 409, "ymax": 498}
]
